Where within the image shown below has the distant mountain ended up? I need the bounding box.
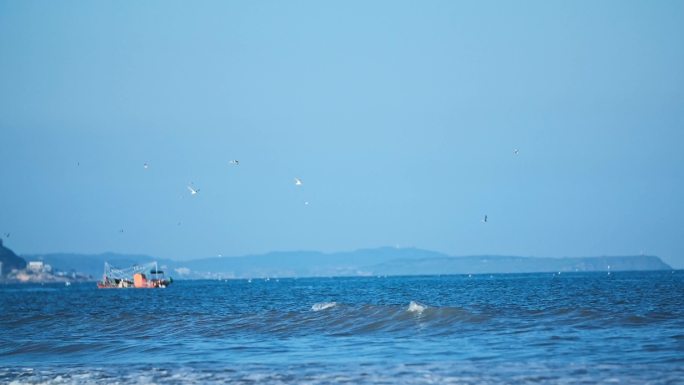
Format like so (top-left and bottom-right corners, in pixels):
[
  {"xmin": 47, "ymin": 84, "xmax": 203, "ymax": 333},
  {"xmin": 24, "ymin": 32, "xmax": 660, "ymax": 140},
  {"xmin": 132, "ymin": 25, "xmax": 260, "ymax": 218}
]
[
  {"xmin": 21, "ymin": 247, "xmax": 673, "ymax": 279},
  {"xmin": 174, "ymin": 248, "xmax": 672, "ymax": 278},
  {"xmin": 0, "ymin": 239, "xmax": 27, "ymax": 275},
  {"xmin": 179, "ymin": 247, "xmax": 450, "ymax": 278},
  {"xmin": 367, "ymin": 254, "xmax": 672, "ymax": 276}
]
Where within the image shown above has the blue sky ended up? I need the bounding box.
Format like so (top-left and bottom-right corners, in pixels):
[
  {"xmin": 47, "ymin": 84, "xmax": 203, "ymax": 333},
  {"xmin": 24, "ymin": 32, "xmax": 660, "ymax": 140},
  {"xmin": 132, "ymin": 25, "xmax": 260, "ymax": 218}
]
[{"xmin": 1, "ymin": 1, "xmax": 682, "ymax": 267}]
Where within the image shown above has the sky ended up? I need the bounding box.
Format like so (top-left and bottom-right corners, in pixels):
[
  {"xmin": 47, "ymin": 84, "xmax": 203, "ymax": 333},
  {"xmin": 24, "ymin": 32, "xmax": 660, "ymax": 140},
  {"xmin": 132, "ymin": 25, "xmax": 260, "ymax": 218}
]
[{"xmin": 0, "ymin": 0, "xmax": 682, "ymax": 267}]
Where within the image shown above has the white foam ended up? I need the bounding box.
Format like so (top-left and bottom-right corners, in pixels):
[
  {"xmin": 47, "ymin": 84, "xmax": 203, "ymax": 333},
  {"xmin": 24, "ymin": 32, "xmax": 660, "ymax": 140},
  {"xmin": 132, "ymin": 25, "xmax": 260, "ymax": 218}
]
[
  {"xmin": 407, "ymin": 301, "xmax": 427, "ymax": 313},
  {"xmin": 311, "ymin": 302, "xmax": 337, "ymax": 311}
]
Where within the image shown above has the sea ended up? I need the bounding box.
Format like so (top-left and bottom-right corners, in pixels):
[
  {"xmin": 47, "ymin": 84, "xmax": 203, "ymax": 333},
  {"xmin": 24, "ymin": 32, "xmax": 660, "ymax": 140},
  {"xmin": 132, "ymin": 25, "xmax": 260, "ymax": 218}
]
[{"xmin": 1, "ymin": 272, "xmax": 682, "ymax": 385}]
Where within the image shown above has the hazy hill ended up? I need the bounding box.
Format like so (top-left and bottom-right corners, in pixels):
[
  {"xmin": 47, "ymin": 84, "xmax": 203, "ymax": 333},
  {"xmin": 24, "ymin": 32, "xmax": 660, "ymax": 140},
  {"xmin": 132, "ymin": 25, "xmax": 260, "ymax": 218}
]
[
  {"xmin": 0, "ymin": 239, "xmax": 27, "ymax": 275},
  {"xmin": 181, "ymin": 247, "xmax": 450, "ymax": 278},
  {"xmin": 368, "ymin": 254, "xmax": 672, "ymax": 275},
  {"xmin": 175, "ymin": 249, "xmax": 671, "ymax": 278},
  {"xmin": 24, "ymin": 247, "xmax": 673, "ymax": 279}
]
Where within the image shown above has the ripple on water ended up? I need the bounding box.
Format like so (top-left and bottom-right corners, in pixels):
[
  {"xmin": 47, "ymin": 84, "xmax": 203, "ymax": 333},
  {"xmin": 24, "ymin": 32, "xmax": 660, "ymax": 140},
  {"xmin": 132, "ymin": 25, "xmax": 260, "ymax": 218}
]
[
  {"xmin": 2, "ymin": 362, "xmax": 684, "ymax": 385},
  {"xmin": 1, "ymin": 273, "xmax": 682, "ymax": 382}
]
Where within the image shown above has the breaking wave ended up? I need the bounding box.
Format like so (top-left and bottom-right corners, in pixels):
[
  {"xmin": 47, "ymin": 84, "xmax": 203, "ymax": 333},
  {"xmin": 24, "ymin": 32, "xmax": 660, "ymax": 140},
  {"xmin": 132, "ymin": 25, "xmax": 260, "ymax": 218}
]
[
  {"xmin": 407, "ymin": 301, "xmax": 427, "ymax": 313},
  {"xmin": 3, "ymin": 362, "xmax": 683, "ymax": 385},
  {"xmin": 311, "ymin": 302, "xmax": 337, "ymax": 311}
]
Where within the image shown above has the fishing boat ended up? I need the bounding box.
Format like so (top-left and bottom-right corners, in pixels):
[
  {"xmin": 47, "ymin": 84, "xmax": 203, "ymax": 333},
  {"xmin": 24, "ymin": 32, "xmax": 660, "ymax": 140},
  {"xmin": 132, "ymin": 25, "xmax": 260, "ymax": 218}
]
[{"xmin": 97, "ymin": 262, "xmax": 172, "ymax": 288}]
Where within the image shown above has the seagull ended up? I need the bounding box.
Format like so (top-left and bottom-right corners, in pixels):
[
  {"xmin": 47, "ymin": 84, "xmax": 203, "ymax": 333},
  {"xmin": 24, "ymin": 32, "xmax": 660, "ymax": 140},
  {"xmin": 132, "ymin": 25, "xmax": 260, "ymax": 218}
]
[
  {"xmin": 294, "ymin": 178, "xmax": 303, "ymax": 186},
  {"xmin": 143, "ymin": 163, "xmax": 149, "ymax": 169},
  {"xmin": 304, "ymin": 201, "xmax": 309, "ymax": 206},
  {"xmin": 481, "ymin": 215, "xmax": 488, "ymax": 223},
  {"xmin": 513, "ymin": 149, "xmax": 519, "ymax": 155},
  {"xmin": 187, "ymin": 185, "xmax": 199, "ymax": 195},
  {"xmin": 119, "ymin": 229, "xmax": 124, "ymax": 233},
  {"xmin": 229, "ymin": 160, "xmax": 239, "ymax": 166}
]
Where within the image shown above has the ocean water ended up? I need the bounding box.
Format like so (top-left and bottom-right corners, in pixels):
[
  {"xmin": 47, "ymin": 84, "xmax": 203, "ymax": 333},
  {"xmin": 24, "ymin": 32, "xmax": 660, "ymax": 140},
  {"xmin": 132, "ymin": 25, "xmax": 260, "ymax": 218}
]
[{"xmin": 1, "ymin": 272, "xmax": 682, "ymax": 384}]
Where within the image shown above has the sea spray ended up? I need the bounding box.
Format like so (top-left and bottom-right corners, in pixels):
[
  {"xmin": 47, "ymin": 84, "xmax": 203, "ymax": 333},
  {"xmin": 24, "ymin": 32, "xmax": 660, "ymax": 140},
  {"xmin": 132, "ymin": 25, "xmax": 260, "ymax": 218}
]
[
  {"xmin": 311, "ymin": 302, "xmax": 337, "ymax": 311},
  {"xmin": 407, "ymin": 301, "xmax": 427, "ymax": 314}
]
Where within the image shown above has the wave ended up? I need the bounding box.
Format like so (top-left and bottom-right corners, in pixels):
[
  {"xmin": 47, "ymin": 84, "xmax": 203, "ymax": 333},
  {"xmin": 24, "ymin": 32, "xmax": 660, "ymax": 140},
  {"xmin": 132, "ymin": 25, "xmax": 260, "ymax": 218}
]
[
  {"xmin": 2, "ymin": 274, "xmax": 681, "ymax": 370},
  {"xmin": 311, "ymin": 302, "xmax": 337, "ymax": 311},
  {"xmin": 2, "ymin": 362, "xmax": 683, "ymax": 385},
  {"xmin": 407, "ymin": 301, "xmax": 427, "ymax": 313},
  {"xmin": 3, "ymin": 300, "xmax": 676, "ymax": 348}
]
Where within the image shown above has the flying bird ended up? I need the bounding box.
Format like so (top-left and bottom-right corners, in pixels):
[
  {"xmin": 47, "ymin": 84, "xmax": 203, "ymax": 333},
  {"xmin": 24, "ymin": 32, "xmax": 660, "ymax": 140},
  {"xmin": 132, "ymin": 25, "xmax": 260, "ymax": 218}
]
[
  {"xmin": 143, "ymin": 163, "xmax": 149, "ymax": 169},
  {"xmin": 294, "ymin": 178, "xmax": 303, "ymax": 186},
  {"xmin": 187, "ymin": 185, "xmax": 199, "ymax": 195},
  {"xmin": 513, "ymin": 149, "xmax": 519, "ymax": 155},
  {"xmin": 229, "ymin": 160, "xmax": 240, "ymax": 166},
  {"xmin": 482, "ymin": 215, "xmax": 488, "ymax": 223}
]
